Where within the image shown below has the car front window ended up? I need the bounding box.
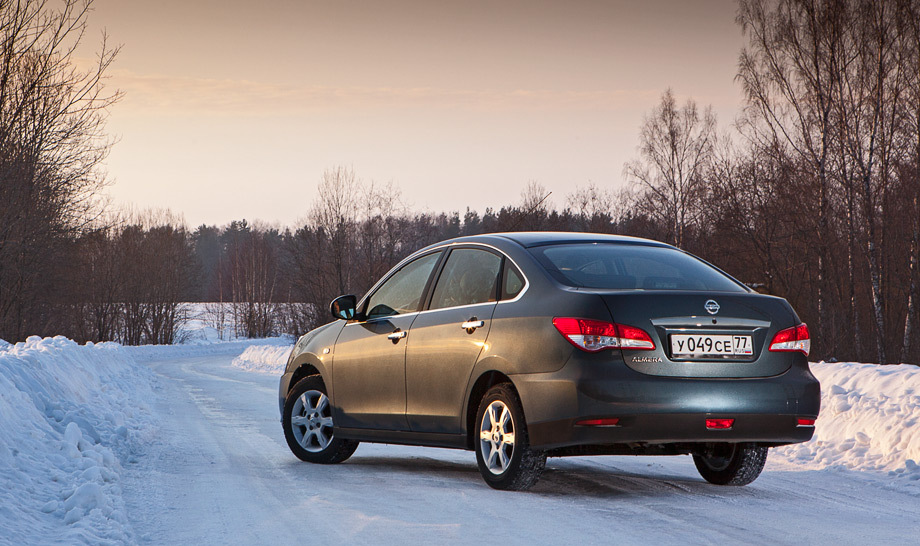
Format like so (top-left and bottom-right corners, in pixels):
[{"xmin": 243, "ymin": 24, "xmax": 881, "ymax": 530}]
[
  {"xmin": 365, "ymin": 252, "xmax": 441, "ymax": 319},
  {"xmin": 531, "ymin": 243, "xmax": 747, "ymax": 292}
]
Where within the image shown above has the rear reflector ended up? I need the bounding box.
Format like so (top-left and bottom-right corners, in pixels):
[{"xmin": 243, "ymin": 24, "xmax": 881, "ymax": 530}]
[
  {"xmin": 576, "ymin": 418, "xmax": 620, "ymax": 427},
  {"xmin": 706, "ymin": 418, "xmax": 734, "ymax": 430},
  {"xmin": 769, "ymin": 323, "xmax": 811, "ymax": 356},
  {"xmin": 553, "ymin": 317, "xmax": 655, "ymax": 352},
  {"xmin": 797, "ymin": 418, "xmax": 816, "ymax": 427}
]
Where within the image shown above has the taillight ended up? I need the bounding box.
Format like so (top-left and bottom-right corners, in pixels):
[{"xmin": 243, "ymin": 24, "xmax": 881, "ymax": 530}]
[
  {"xmin": 769, "ymin": 323, "xmax": 811, "ymax": 355},
  {"xmin": 552, "ymin": 317, "xmax": 655, "ymax": 352}
]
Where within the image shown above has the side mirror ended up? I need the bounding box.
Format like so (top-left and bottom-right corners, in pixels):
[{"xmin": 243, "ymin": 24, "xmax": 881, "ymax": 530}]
[{"xmin": 330, "ymin": 295, "xmax": 357, "ymax": 321}]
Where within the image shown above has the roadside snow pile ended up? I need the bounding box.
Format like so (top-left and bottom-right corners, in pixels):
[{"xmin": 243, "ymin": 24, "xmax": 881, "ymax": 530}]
[
  {"xmin": 0, "ymin": 336, "xmax": 158, "ymax": 544},
  {"xmin": 126, "ymin": 336, "xmax": 291, "ymax": 363},
  {"xmin": 231, "ymin": 343, "xmax": 293, "ymax": 374},
  {"xmin": 774, "ymin": 361, "xmax": 920, "ymax": 481}
]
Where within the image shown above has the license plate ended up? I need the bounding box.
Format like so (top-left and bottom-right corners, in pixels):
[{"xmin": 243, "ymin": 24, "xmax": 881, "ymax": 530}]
[{"xmin": 670, "ymin": 334, "xmax": 753, "ymax": 358}]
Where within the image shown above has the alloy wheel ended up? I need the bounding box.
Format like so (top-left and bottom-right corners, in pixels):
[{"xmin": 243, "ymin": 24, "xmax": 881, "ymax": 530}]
[
  {"xmin": 290, "ymin": 390, "xmax": 334, "ymax": 452},
  {"xmin": 479, "ymin": 400, "xmax": 516, "ymax": 475}
]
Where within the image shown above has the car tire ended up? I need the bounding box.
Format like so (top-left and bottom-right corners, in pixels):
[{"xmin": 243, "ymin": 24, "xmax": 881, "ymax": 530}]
[
  {"xmin": 693, "ymin": 443, "xmax": 768, "ymax": 486},
  {"xmin": 474, "ymin": 384, "xmax": 546, "ymax": 491},
  {"xmin": 283, "ymin": 375, "xmax": 358, "ymax": 464}
]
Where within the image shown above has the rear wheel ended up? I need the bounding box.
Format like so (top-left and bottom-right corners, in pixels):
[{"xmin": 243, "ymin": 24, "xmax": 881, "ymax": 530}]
[
  {"xmin": 693, "ymin": 443, "xmax": 768, "ymax": 486},
  {"xmin": 474, "ymin": 384, "xmax": 546, "ymax": 490},
  {"xmin": 283, "ymin": 375, "xmax": 358, "ymax": 464}
]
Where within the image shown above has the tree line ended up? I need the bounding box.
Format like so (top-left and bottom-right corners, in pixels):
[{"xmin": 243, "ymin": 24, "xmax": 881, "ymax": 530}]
[{"xmin": 1, "ymin": 0, "xmax": 919, "ymax": 363}]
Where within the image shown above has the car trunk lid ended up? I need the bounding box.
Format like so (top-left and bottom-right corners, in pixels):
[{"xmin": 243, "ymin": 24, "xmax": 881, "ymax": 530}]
[{"xmin": 597, "ymin": 291, "xmax": 798, "ymax": 378}]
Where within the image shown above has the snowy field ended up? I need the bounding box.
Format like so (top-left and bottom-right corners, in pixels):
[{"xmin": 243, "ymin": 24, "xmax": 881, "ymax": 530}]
[{"xmin": 2, "ymin": 333, "xmax": 919, "ymax": 545}]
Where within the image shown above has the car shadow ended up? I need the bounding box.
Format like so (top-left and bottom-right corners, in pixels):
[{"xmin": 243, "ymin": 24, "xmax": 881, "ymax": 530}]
[
  {"xmin": 341, "ymin": 454, "xmax": 483, "ymax": 484},
  {"xmin": 326, "ymin": 453, "xmax": 768, "ymax": 500},
  {"xmin": 534, "ymin": 464, "xmax": 714, "ymax": 499}
]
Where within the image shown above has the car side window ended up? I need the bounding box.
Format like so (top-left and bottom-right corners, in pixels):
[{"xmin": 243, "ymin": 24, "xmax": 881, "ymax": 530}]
[
  {"xmin": 502, "ymin": 262, "xmax": 525, "ymax": 300},
  {"xmin": 429, "ymin": 248, "xmax": 502, "ymax": 310},
  {"xmin": 365, "ymin": 252, "xmax": 441, "ymax": 319}
]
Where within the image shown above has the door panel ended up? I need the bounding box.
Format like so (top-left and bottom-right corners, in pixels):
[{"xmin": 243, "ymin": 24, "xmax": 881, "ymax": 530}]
[
  {"xmin": 406, "ymin": 303, "xmax": 496, "ymax": 433},
  {"xmin": 332, "ymin": 315, "xmax": 416, "ymax": 430},
  {"xmin": 331, "ymin": 251, "xmax": 443, "ymax": 431}
]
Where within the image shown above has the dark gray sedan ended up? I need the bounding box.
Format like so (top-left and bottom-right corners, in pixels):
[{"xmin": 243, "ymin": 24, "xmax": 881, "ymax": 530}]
[{"xmin": 279, "ymin": 232, "xmax": 820, "ymax": 490}]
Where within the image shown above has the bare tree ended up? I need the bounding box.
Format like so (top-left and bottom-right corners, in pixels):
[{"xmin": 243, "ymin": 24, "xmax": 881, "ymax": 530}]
[
  {"xmin": 355, "ymin": 180, "xmax": 407, "ymax": 288},
  {"xmin": 118, "ymin": 224, "xmax": 149, "ymax": 345},
  {"xmin": 285, "ymin": 167, "xmax": 368, "ymax": 334},
  {"xmin": 144, "ymin": 223, "xmax": 195, "ymax": 344},
  {"xmin": 74, "ymin": 224, "xmax": 123, "ymax": 342},
  {"xmin": 736, "ymin": 0, "xmax": 848, "ymax": 354},
  {"xmin": 226, "ymin": 226, "xmax": 279, "ymax": 339},
  {"xmin": 513, "ymin": 180, "xmax": 552, "ymax": 231},
  {"xmin": 310, "ymin": 166, "xmax": 360, "ymax": 296},
  {"xmin": 109, "ymin": 210, "xmax": 195, "ymax": 345},
  {"xmin": 565, "ymin": 183, "xmax": 618, "ymax": 233},
  {"xmin": 625, "ymin": 89, "xmax": 717, "ymax": 247},
  {"xmin": 0, "ymin": 0, "xmax": 120, "ymax": 340},
  {"xmin": 900, "ymin": 0, "xmax": 920, "ymax": 362},
  {"xmin": 833, "ymin": 0, "xmax": 907, "ymax": 363}
]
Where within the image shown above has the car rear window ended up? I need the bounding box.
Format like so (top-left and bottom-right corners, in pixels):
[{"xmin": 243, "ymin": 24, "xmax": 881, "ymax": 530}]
[{"xmin": 530, "ymin": 243, "xmax": 747, "ymax": 292}]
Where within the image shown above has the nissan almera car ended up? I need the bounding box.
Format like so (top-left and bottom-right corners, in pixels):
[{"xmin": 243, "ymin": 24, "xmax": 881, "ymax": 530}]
[{"xmin": 279, "ymin": 232, "xmax": 820, "ymax": 490}]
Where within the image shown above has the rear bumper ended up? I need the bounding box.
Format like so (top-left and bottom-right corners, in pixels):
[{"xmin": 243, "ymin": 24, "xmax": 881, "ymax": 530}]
[
  {"xmin": 529, "ymin": 413, "xmax": 815, "ymax": 450},
  {"xmin": 512, "ymin": 356, "xmax": 820, "ymax": 450}
]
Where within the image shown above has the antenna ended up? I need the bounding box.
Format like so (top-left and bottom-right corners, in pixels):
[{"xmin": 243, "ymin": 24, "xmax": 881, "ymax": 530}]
[{"xmin": 508, "ymin": 192, "xmax": 552, "ymax": 231}]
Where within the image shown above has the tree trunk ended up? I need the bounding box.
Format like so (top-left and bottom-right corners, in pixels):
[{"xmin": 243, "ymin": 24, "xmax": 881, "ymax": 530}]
[
  {"xmin": 902, "ymin": 220, "xmax": 917, "ymax": 363},
  {"xmin": 846, "ymin": 183, "xmax": 862, "ymax": 360},
  {"xmin": 863, "ymin": 176, "xmax": 887, "ymax": 364}
]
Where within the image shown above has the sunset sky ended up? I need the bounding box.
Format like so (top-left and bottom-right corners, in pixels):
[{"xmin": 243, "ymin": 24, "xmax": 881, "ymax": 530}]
[{"xmin": 86, "ymin": 0, "xmax": 745, "ymax": 227}]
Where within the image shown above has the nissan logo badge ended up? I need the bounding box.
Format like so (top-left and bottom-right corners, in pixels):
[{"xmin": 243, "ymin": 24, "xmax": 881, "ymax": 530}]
[{"xmin": 704, "ymin": 300, "xmax": 720, "ymax": 315}]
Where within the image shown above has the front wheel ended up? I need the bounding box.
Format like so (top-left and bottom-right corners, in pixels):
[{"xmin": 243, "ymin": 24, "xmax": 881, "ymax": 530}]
[
  {"xmin": 474, "ymin": 384, "xmax": 546, "ymax": 491},
  {"xmin": 693, "ymin": 443, "xmax": 768, "ymax": 486},
  {"xmin": 282, "ymin": 375, "xmax": 358, "ymax": 464}
]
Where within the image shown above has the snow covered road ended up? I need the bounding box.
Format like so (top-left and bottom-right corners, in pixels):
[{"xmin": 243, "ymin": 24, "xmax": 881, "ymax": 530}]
[{"xmin": 123, "ymin": 352, "xmax": 920, "ymax": 545}]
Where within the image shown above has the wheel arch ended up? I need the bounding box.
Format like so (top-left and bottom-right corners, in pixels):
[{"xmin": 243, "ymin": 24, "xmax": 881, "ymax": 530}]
[
  {"xmin": 289, "ymin": 362, "xmax": 322, "ymax": 391},
  {"xmin": 464, "ymin": 370, "xmax": 517, "ymax": 449},
  {"xmin": 284, "ymin": 319, "xmax": 345, "ymax": 402},
  {"xmin": 286, "ymin": 353, "xmax": 332, "ymax": 402}
]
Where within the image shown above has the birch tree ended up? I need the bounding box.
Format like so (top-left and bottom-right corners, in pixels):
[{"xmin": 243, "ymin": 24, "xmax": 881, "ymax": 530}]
[{"xmin": 625, "ymin": 89, "xmax": 717, "ymax": 248}]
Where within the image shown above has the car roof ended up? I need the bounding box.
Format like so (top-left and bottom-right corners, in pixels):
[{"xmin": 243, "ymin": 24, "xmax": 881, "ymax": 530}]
[{"xmin": 437, "ymin": 232, "xmax": 675, "ymax": 249}]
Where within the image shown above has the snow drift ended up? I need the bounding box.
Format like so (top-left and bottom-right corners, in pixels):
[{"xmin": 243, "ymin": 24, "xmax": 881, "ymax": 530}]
[
  {"xmin": 775, "ymin": 361, "xmax": 920, "ymax": 480},
  {"xmin": 231, "ymin": 343, "xmax": 292, "ymax": 373},
  {"xmin": 0, "ymin": 336, "xmax": 158, "ymax": 545},
  {"xmin": 129, "ymin": 335, "xmax": 290, "ymax": 363}
]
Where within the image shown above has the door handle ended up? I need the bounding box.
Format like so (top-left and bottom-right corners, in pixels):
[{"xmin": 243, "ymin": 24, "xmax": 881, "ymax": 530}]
[
  {"xmin": 387, "ymin": 329, "xmax": 407, "ymax": 343},
  {"xmin": 461, "ymin": 320, "xmax": 485, "ymax": 332}
]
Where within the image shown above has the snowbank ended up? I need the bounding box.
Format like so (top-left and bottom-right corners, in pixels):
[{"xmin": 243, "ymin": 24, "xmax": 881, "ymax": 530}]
[
  {"xmin": 0, "ymin": 336, "xmax": 158, "ymax": 545},
  {"xmin": 774, "ymin": 361, "xmax": 920, "ymax": 482},
  {"xmin": 127, "ymin": 336, "xmax": 291, "ymax": 363},
  {"xmin": 231, "ymin": 343, "xmax": 293, "ymax": 374}
]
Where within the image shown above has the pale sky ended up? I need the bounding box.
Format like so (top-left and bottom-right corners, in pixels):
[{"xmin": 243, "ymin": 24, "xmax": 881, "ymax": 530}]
[{"xmin": 85, "ymin": 0, "xmax": 745, "ymax": 227}]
